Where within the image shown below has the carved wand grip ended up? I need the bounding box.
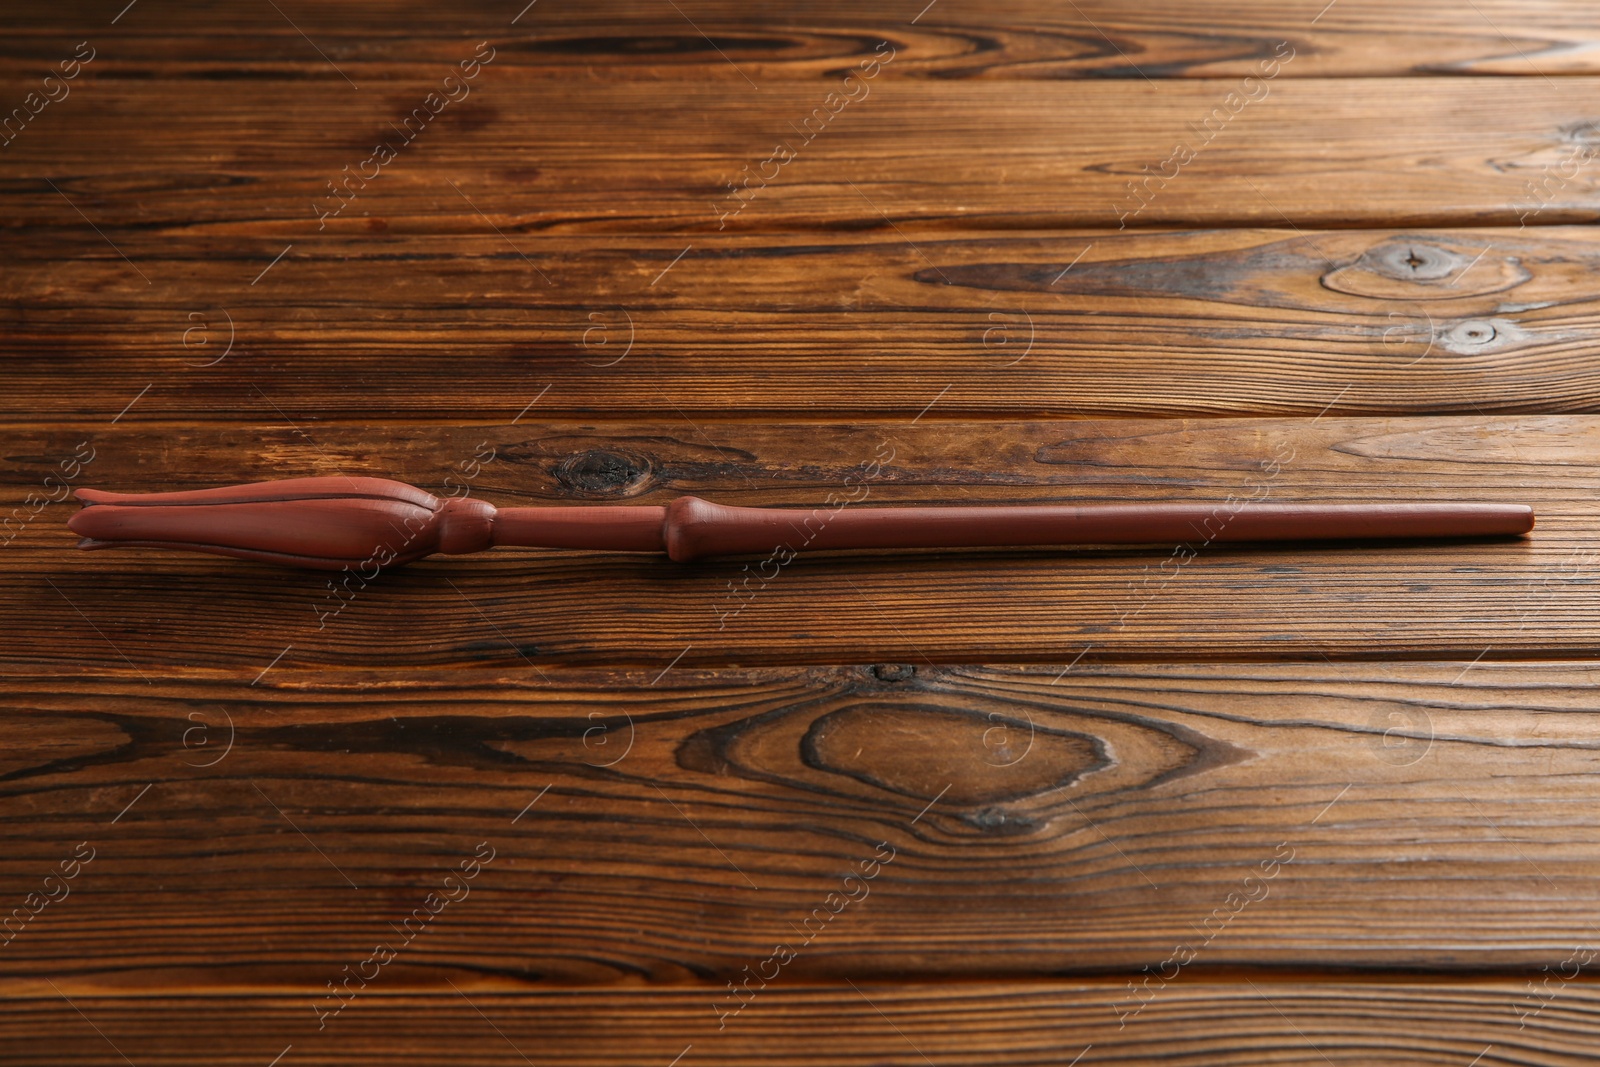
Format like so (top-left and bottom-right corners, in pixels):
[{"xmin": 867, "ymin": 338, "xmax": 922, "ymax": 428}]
[{"xmin": 66, "ymin": 477, "xmax": 1535, "ymax": 571}]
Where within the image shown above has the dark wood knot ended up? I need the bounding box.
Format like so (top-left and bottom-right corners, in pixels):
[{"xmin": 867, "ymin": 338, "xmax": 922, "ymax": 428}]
[
  {"xmin": 803, "ymin": 703, "xmax": 1109, "ymax": 811},
  {"xmin": 552, "ymin": 448, "xmax": 655, "ymax": 498},
  {"xmin": 1321, "ymin": 238, "xmax": 1529, "ymax": 299}
]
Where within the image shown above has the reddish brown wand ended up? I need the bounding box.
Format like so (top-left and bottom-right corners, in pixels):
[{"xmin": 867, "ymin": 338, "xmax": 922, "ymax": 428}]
[{"xmin": 66, "ymin": 477, "xmax": 1534, "ymax": 571}]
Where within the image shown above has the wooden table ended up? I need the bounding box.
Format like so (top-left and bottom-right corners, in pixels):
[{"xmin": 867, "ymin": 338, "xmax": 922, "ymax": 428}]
[{"xmin": 6, "ymin": 2, "xmax": 1600, "ymax": 1062}]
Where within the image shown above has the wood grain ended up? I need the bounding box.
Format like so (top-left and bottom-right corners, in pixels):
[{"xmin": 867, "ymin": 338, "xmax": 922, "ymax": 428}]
[
  {"xmin": 4, "ymin": 661, "xmax": 1600, "ymax": 990},
  {"xmin": 5, "ymin": 980, "xmax": 1600, "ymax": 1066},
  {"xmin": 1, "ymin": 415, "xmax": 1589, "ymax": 671},
  {"xmin": 4, "ymin": 78, "xmax": 1599, "ymax": 234},
  {"xmin": 10, "ymin": 0, "xmax": 1600, "ymax": 78},
  {"xmin": 8, "ymin": 1, "xmax": 1600, "ymax": 1059},
  {"xmin": 9, "ymin": 227, "xmax": 1600, "ymax": 422}
]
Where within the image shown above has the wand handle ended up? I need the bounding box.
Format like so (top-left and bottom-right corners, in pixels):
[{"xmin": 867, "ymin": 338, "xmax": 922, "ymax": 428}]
[{"xmin": 66, "ymin": 477, "xmax": 1534, "ymax": 571}]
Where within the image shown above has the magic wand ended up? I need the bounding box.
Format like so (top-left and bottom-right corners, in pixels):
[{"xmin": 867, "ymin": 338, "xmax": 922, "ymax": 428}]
[{"xmin": 64, "ymin": 477, "xmax": 1535, "ymax": 571}]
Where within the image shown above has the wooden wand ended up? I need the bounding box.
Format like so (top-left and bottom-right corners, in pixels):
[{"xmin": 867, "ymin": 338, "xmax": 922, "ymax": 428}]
[{"xmin": 65, "ymin": 477, "xmax": 1534, "ymax": 571}]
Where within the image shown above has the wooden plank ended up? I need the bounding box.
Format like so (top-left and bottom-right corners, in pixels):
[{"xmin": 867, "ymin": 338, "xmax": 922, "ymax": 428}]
[
  {"xmin": 4, "ymin": 78, "xmax": 1599, "ymax": 234},
  {"xmin": 8, "ymin": 226, "xmax": 1600, "ymax": 422},
  {"xmin": 9, "ymin": 1, "xmax": 1600, "ymax": 78},
  {"xmin": 1, "ymin": 415, "xmax": 1592, "ymax": 670},
  {"xmin": 4, "ymin": 980, "xmax": 1600, "ymax": 1065},
  {"xmin": 15, "ymin": 0, "xmax": 1600, "ymax": 1059},
  {"xmin": 5, "ymin": 661, "xmax": 1600, "ymax": 987}
]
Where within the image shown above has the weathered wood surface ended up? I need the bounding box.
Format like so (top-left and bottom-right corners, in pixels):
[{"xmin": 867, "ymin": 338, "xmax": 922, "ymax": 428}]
[
  {"xmin": 9, "ymin": 0, "xmax": 1600, "ymax": 1060},
  {"xmin": 4, "ymin": 662, "xmax": 1600, "ymax": 990},
  {"xmin": 7, "ymin": 980, "xmax": 1600, "ymax": 1066},
  {"xmin": 9, "ymin": 227, "xmax": 1600, "ymax": 421},
  {"xmin": 4, "ymin": 79, "xmax": 1599, "ymax": 234},
  {"xmin": 2, "ymin": 415, "xmax": 1589, "ymax": 670},
  {"xmin": 11, "ymin": 0, "xmax": 1600, "ymax": 78}
]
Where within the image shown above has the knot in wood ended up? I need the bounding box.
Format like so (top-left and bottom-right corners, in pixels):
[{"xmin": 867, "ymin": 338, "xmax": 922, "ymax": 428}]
[
  {"xmin": 553, "ymin": 448, "xmax": 655, "ymax": 498},
  {"xmin": 1369, "ymin": 242, "xmax": 1460, "ymax": 282}
]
